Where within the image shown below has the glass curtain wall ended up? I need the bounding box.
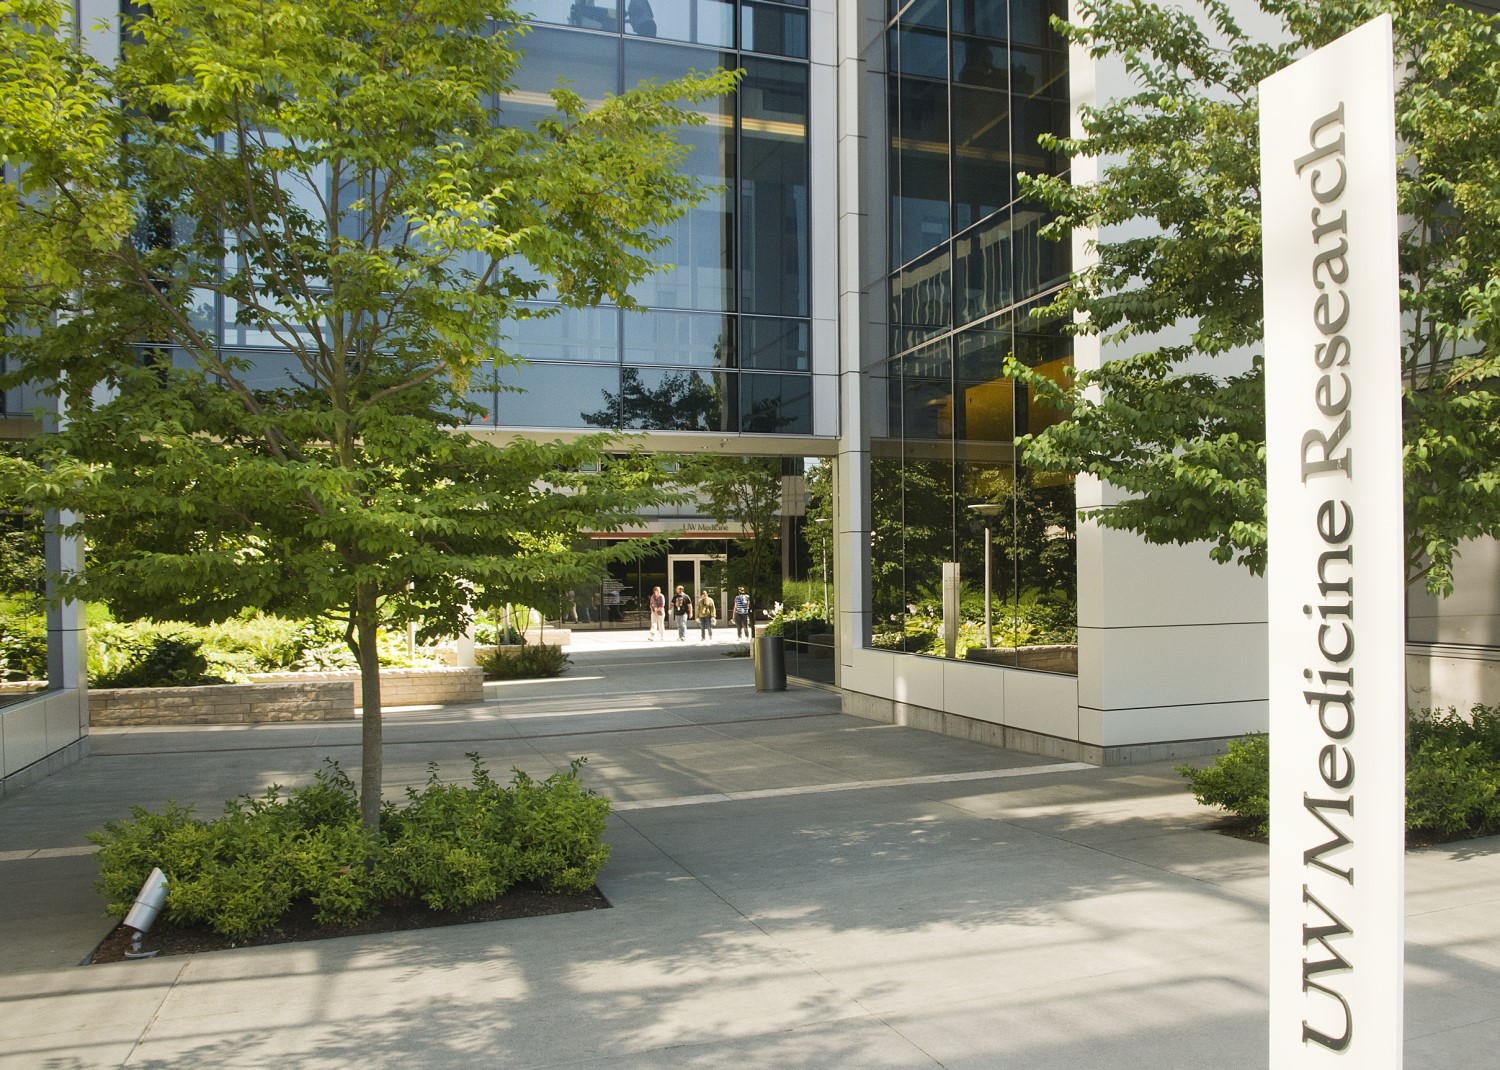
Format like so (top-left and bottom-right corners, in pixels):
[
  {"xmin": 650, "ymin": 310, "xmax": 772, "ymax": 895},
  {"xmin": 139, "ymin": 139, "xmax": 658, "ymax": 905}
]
[
  {"xmin": 466, "ymin": 7, "xmax": 814, "ymax": 435},
  {"xmin": 871, "ymin": 0, "xmax": 1077, "ymax": 673},
  {"xmin": 0, "ymin": 445, "xmax": 52, "ymax": 706}
]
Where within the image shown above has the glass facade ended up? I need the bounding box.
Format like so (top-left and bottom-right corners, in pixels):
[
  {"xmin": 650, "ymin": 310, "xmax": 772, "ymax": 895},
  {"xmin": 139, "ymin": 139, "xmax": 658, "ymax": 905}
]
[
  {"xmin": 467, "ymin": 15, "xmax": 815, "ymax": 434},
  {"xmin": 870, "ymin": 0, "xmax": 1078, "ymax": 672}
]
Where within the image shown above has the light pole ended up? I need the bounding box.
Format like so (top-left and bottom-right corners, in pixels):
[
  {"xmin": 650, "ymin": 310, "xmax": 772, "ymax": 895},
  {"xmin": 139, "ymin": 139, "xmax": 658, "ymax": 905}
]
[
  {"xmin": 814, "ymin": 517, "xmax": 830, "ymax": 612},
  {"xmin": 967, "ymin": 503, "xmax": 1004, "ymax": 649}
]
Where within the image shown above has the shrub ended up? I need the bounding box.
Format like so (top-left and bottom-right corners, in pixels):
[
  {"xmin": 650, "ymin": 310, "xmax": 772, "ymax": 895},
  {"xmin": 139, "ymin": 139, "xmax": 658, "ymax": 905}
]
[
  {"xmin": 1178, "ymin": 705, "xmax": 1500, "ymax": 843},
  {"xmin": 91, "ymin": 634, "xmax": 230, "ymax": 689},
  {"xmin": 1406, "ymin": 706, "xmax": 1500, "ymax": 837},
  {"xmin": 1176, "ymin": 733, "xmax": 1270, "ymax": 837},
  {"xmin": 508, "ymin": 759, "xmax": 611, "ymax": 893},
  {"xmin": 382, "ymin": 757, "xmax": 522, "ymax": 911},
  {"xmin": 0, "ymin": 612, "xmax": 48, "ymax": 680},
  {"xmin": 199, "ymin": 614, "xmax": 305, "ymax": 673},
  {"xmin": 478, "ymin": 643, "xmax": 571, "ymax": 680},
  {"xmin": 90, "ymin": 755, "xmax": 610, "ymax": 939},
  {"xmin": 90, "ymin": 763, "xmax": 385, "ymax": 937}
]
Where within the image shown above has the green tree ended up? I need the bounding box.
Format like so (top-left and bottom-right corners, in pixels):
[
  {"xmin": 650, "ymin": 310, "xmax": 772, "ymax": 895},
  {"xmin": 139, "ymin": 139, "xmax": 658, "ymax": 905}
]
[
  {"xmin": 0, "ymin": 0, "xmax": 132, "ymax": 315},
  {"xmin": 1011, "ymin": 0, "xmax": 1500, "ymax": 595},
  {"xmin": 0, "ymin": 0, "xmax": 732, "ymax": 827}
]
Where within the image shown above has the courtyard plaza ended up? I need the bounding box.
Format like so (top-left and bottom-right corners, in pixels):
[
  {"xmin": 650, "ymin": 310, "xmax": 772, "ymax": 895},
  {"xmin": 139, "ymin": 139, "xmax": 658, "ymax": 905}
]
[{"xmin": 1, "ymin": 632, "xmax": 1497, "ymax": 1068}]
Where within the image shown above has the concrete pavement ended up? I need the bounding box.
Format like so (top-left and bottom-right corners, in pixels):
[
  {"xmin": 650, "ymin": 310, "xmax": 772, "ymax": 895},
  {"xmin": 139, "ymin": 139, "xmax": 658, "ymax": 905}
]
[{"xmin": 2, "ymin": 633, "xmax": 1498, "ymax": 1067}]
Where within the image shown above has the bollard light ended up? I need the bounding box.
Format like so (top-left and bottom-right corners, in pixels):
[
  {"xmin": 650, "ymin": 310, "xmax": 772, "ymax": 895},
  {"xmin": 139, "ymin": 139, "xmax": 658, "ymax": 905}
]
[{"xmin": 122, "ymin": 867, "xmax": 168, "ymax": 959}]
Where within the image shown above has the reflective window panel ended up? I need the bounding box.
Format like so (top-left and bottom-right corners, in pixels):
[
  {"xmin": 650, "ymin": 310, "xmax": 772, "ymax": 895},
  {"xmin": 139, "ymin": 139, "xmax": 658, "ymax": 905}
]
[
  {"xmin": 741, "ymin": 2, "xmax": 808, "ymax": 57},
  {"xmin": 740, "ymin": 316, "xmax": 810, "ymax": 370},
  {"xmin": 740, "ymin": 58, "xmax": 809, "ymax": 318},
  {"xmin": 507, "ymin": 304, "xmax": 620, "ymax": 363},
  {"xmin": 617, "ymin": 366, "xmax": 732, "ymax": 429},
  {"xmin": 625, "ymin": 42, "xmax": 737, "ymax": 312},
  {"xmin": 623, "ymin": 310, "xmax": 734, "ymax": 367},
  {"xmin": 497, "ymin": 361, "xmax": 624, "ymax": 427},
  {"xmin": 740, "ymin": 371, "xmax": 812, "ymax": 433}
]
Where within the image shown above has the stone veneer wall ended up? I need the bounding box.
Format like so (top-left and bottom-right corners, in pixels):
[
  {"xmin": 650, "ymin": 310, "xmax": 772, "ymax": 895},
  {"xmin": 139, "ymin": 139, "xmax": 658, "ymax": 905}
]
[
  {"xmin": 90, "ymin": 681, "xmax": 353, "ymax": 727},
  {"xmin": 247, "ymin": 666, "xmax": 485, "ymax": 707}
]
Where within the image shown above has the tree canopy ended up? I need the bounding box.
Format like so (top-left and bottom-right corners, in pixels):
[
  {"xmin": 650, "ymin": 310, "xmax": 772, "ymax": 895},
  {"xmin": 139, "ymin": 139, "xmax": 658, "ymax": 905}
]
[
  {"xmin": 0, "ymin": 0, "xmax": 734, "ymax": 825},
  {"xmin": 1012, "ymin": 0, "xmax": 1500, "ymax": 595}
]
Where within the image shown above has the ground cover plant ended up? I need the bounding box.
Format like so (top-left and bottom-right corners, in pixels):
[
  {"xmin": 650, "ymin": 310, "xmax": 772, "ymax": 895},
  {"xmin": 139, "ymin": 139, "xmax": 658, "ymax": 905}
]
[
  {"xmin": 477, "ymin": 643, "xmax": 571, "ymax": 681},
  {"xmin": 85, "ymin": 612, "xmax": 449, "ymax": 684},
  {"xmin": 1177, "ymin": 705, "xmax": 1500, "ymax": 843},
  {"xmin": 90, "ymin": 755, "xmax": 610, "ymax": 943}
]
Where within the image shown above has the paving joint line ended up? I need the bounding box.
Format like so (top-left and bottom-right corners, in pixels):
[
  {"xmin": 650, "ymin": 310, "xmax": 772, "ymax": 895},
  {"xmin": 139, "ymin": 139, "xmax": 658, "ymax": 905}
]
[
  {"xmin": 612, "ymin": 762, "xmax": 1094, "ymax": 810},
  {"xmin": 87, "ymin": 710, "xmax": 852, "ymax": 758}
]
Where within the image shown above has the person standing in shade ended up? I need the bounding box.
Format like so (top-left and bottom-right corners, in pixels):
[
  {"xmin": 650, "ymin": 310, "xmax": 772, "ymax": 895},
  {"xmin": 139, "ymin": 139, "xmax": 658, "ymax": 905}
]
[
  {"xmin": 670, "ymin": 584, "xmax": 693, "ymax": 641},
  {"xmin": 647, "ymin": 586, "xmax": 666, "ymax": 641},
  {"xmin": 733, "ymin": 586, "xmax": 751, "ymax": 639},
  {"xmin": 696, "ymin": 590, "xmax": 716, "ymax": 640}
]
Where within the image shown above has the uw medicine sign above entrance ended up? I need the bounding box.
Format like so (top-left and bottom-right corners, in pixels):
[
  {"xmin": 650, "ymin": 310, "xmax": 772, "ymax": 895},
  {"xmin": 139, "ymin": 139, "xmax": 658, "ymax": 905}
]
[{"xmin": 1261, "ymin": 15, "xmax": 1405, "ymax": 1068}]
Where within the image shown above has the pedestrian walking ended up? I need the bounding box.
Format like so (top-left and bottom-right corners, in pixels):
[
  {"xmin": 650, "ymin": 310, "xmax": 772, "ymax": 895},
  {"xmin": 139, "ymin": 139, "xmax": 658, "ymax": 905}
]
[
  {"xmin": 671, "ymin": 585, "xmax": 694, "ymax": 641},
  {"xmin": 733, "ymin": 587, "xmax": 752, "ymax": 639},
  {"xmin": 696, "ymin": 590, "xmax": 716, "ymax": 640},
  {"xmin": 647, "ymin": 586, "xmax": 666, "ymax": 640}
]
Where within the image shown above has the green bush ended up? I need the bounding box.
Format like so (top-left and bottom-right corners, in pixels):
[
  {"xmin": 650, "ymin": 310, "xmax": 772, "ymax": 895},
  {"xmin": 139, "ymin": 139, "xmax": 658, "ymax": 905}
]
[
  {"xmin": 382, "ymin": 757, "xmax": 521, "ymax": 911},
  {"xmin": 478, "ymin": 643, "xmax": 571, "ymax": 680},
  {"xmin": 508, "ymin": 760, "xmax": 611, "ymax": 893},
  {"xmin": 90, "ymin": 755, "xmax": 610, "ymax": 939},
  {"xmin": 1178, "ymin": 705, "xmax": 1500, "ymax": 843},
  {"xmin": 0, "ymin": 611, "xmax": 48, "ymax": 680},
  {"xmin": 1406, "ymin": 706, "xmax": 1500, "ymax": 837},
  {"xmin": 198, "ymin": 614, "xmax": 306, "ymax": 673},
  {"xmin": 91, "ymin": 634, "xmax": 230, "ymax": 689},
  {"xmin": 1176, "ymin": 734, "xmax": 1270, "ymax": 837}
]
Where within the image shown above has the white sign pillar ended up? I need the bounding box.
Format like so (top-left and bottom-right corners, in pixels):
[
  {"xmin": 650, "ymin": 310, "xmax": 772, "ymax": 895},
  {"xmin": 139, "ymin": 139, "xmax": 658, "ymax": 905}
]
[{"xmin": 1261, "ymin": 15, "xmax": 1405, "ymax": 1067}]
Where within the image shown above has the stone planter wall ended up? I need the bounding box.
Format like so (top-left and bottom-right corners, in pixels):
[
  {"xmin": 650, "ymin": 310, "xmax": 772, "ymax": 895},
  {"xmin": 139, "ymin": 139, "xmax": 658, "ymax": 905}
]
[
  {"xmin": 247, "ymin": 666, "xmax": 485, "ymax": 707},
  {"xmin": 964, "ymin": 644, "xmax": 1079, "ymax": 675},
  {"xmin": 90, "ymin": 681, "xmax": 354, "ymax": 727}
]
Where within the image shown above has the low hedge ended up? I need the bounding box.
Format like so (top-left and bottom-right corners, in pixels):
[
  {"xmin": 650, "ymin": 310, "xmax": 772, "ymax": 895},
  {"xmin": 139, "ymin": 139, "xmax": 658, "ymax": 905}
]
[
  {"xmin": 90, "ymin": 754, "xmax": 610, "ymax": 939},
  {"xmin": 1177, "ymin": 705, "xmax": 1500, "ymax": 842}
]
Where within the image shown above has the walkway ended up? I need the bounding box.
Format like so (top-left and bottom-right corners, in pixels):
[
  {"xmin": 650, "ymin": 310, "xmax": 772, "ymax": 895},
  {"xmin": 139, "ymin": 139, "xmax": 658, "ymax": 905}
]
[{"xmin": 1, "ymin": 637, "xmax": 1497, "ymax": 1067}]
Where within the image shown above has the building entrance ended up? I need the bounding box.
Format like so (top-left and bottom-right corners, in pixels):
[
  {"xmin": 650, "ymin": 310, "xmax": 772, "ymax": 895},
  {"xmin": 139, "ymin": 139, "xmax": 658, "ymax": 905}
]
[{"xmin": 667, "ymin": 554, "xmax": 727, "ymax": 622}]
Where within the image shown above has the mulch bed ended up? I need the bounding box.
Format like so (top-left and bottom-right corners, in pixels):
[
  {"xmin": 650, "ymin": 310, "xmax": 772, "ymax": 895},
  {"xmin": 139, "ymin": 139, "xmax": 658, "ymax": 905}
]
[
  {"xmin": 1196, "ymin": 815, "xmax": 1269, "ymax": 844},
  {"xmin": 87, "ymin": 884, "xmax": 609, "ymax": 963}
]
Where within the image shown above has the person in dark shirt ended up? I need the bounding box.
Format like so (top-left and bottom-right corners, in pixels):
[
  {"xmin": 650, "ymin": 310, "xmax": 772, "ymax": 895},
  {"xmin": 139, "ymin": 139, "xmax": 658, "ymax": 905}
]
[{"xmin": 671, "ymin": 585, "xmax": 694, "ymax": 641}]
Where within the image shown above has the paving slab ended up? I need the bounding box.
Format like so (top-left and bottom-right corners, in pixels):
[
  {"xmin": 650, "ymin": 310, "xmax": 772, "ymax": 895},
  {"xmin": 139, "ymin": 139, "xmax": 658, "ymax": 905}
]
[{"xmin": 1, "ymin": 637, "xmax": 1498, "ymax": 1068}]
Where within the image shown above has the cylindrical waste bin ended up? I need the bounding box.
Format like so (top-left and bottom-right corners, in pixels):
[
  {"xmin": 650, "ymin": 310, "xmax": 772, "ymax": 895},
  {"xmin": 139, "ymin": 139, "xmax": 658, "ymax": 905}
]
[{"xmin": 753, "ymin": 635, "xmax": 787, "ymax": 691}]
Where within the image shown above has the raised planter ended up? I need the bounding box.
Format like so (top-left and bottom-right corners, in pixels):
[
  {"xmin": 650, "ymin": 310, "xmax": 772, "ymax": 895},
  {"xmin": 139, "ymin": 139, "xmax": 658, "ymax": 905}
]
[
  {"xmin": 90, "ymin": 680, "xmax": 354, "ymax": 727},
  {"xmin": 964, "ymin": 644, "xmax": 1079, "ymax": 674},
  {"xmin": 89, "ymin": 667, "xmax": 487, "ymax": 727},
  {"xmin": 247, "ymin": 666, "xmax": 485, "ymax": 707}
]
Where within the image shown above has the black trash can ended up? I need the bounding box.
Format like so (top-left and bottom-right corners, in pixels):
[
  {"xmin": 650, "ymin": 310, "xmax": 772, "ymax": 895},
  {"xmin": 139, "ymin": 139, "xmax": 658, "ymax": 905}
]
[{"xmin": 753, "ymin": 635, "xmax": 786, "ymax": 691}]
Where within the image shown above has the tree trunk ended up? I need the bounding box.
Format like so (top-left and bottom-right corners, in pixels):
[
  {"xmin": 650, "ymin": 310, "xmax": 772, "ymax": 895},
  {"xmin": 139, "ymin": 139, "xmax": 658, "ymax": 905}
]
[{"xmin": 354, "ymin": 586, "xmax": 384, "ymax": 832}]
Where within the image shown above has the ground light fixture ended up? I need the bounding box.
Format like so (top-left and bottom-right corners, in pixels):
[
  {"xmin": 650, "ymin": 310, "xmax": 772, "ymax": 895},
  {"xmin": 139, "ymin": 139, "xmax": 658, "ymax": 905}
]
[{"xmin": 122, "ymin": 867, "xmax": 169, "ymax": 959}]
